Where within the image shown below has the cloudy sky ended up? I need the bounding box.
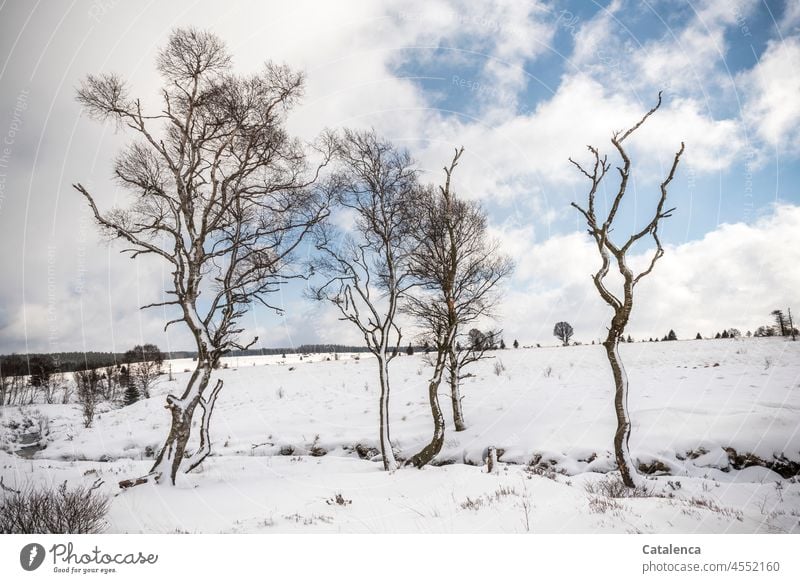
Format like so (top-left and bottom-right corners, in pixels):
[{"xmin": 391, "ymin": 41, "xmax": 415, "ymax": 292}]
[{"xmin": 0, "ymin": 0, "xmax": 798, "ymax": 354}]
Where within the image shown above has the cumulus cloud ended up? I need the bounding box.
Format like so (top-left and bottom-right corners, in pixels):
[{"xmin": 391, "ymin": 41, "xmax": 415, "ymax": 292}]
[
  {"xmin": 495, "ymin": 204, "xmax": 800, "ymax": 345},
  {"xmin": 780, "ymin": 0, "xmax": 800, "ymax": 34},
  {"xmin": 0, "ymin": 1, "xmax": 797, "ymax": 353},
  {"xmin": 739, "ymin": 36, "xmax": 800, "ymax": 152},
  {"xmin": 632, "ymin": 0, "xmax": 757, "ymax": 92}
]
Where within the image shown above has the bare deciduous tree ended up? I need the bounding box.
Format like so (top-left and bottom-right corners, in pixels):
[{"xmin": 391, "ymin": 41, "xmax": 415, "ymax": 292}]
[
  {"xmin": 74, "ymin": 28, "xmax": 331, "ymax": 486},
  {"xmin": 74, "ymin": 369, "xmax": 101, "ymax": 428},
  {"xmin": 310, "ymin": 129, "xmax": 420, "ymax": 471},
  {"xmin": 405, "ymin": 148, "xmax": 511, "ymax": 466},
  {"xmin": 124, "ymin": 344, "xmax": 164, "ymax": 400},
  {"xmin": 130, "ymin": 362, "xmax": 159, "ymax": 401},
  {"xmin": 0, "ymin": 373, "xmax": 25, "ymax": 406},
  {"xmin": 50, "ymin": 372, "xmax": 68, "ymax": 404},
  {"xmin": 446, "ymin": 327, "xmax": 502, "ymax": 430},
  {"xmin": 553, "ymin": 321, "xmax": 574, "ymax": 346},
  {"xmin": 0, "ymin": 375, "xmax": 8, "ymax": 407},
  {"xmin": 100, "ymin": 366, "xmax": 119, "ymax": 402},
  {"xmin": 569, "ymin": 92, "xmax": 684, "ymax": 488}
]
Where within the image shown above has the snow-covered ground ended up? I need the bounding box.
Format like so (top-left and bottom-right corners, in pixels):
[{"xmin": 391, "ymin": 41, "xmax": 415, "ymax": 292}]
[{"xmin": 1, "ymin": 338, "xmax": 799, "ymax": 533}]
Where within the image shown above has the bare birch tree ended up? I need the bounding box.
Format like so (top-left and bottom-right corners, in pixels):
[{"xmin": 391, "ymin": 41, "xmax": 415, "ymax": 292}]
[
  {"xmin": 73, "ymin": 28, "xmax": 331, "ymax": 486},
  {"xmin": 310, "ymin": 129, "xmax": 419, "ymax": 471},
  {"xmin": 570, "ymin": 92, "xmax": 684, "ymax": 487},
  {"xmin": 124, "ymin": 344, "xmax": 164, "ymax": 400},
  {"xmin": 405, "ymin": 149, "xmax": 511, "ymax": 466},
  {"xmin": 445, "ymin": 327, "xmax": 503, "ymax": 430}
]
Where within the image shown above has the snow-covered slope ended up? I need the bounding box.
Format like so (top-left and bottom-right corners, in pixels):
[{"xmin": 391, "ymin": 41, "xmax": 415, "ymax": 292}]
[{"xmin": 1, "ymin": 338, "xmax": 798, "ymax": 533}]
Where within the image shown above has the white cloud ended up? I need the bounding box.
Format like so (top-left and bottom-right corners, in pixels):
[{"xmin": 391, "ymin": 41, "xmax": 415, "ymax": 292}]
[
  {"xmin": 0, "ymin": 0, "xmax": 796, "ymax": 353},
  {"xmin": 571, "ymin": 0, "xmax": 758, "ymax": 95},
  {"xmin": 780, "ymin": 0, "xmax": 800, "ymax": 34},
  {"xmin": 495, "ymin": 203, "xmax": 800, "ymax": 345},
  {"xmin": 739, "ymin": 36, "xmax": 800, "ymax": 152},
  {"xmin": 634, "ymin": 0, "xmax": 756, "ymax": 90},
  {"xmin": 555, "ymin": 0, "xmax": 759, "ymax": 173},
  {"xmin": 409, "ymin": 72, "xmax": 740, "ymax": 214}
]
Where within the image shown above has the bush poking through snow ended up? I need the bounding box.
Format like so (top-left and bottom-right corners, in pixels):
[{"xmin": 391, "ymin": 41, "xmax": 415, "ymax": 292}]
[
  {"xmin": 283, "ymin": 512, "xmax": 333, "ymax": 525},
  {"xmin": 587, "ymin": 495, "xmax": 623, "ymax": 514},
  {"xmin": 74, "ymin": 369, "xmax": 101, "ymax": 427},
  {"xmin": 460, "ymin": 486, "xmax": 520, "ymax": 511},
  {"xmin": 326, "ymin": 493, "xmax": 352, "ymax": 506},
  {"xmin": 493, "ymin": 360, "xmax": 506, "ymax": 376},
  {"xmin": 685, "ymin": 497, "xmax": 744, "ymax": 521},
  {"xmin": 0, "ymin": 478, "xmax": 109, "ymax": 534},
  {"xmin": 460, "ymin": 496, "xmax": 485, "ymax": 511},
  {"xmin": 525, "ymin": 455, "xmax": 565, "ymax": 481},
  {"xmin": 309, "ymin": 435, "xmax": 327, "ymax": 457},
  {"xmin": 583, "ymin": 474, "xmax": 653, "ymax": 498}
]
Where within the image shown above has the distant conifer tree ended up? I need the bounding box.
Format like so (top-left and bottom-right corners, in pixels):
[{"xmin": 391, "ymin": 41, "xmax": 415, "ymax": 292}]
[{"xmin": 124, "ymin": 383, "xmax": 139, "ymax": 407}]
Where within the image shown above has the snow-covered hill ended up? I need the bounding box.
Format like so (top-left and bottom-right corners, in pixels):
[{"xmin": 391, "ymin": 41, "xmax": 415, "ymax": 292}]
[{"xmin": 1, "ymin": 338, "xmax": 798, "ymax": 533}]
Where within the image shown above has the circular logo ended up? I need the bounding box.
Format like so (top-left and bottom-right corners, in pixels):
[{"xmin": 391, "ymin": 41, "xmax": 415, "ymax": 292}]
[{"xmin": 19, "ymin": 543, "xmax": 46, "ymax": 571}]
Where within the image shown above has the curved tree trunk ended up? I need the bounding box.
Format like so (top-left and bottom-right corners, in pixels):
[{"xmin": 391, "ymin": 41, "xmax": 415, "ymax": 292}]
[
  {"xmin": 122, "ymin": 360, "xmax": 217, "ymax": 487},
  {"xmin": 409, "ymin": 354, "xmax": 447, "ymax": 468},
  {"xmin": 183, "ymin": 378, "xmax": 224, "ymax": 473},
  {"xmin": 377, "ymin": 356, "xmax": 398, "ymax": 471},
  {"xmin": 603, "ymin": 331, "xmax": 639, "ymax": 487}
]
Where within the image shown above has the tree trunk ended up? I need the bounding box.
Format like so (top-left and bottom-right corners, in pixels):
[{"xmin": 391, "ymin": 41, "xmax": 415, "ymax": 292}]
[
  {"xmin": 183, "ymin": 379, "xmax": 223, "ymax": 474},
  {"xmin": 409, "ymin": 353, "xmax": 447, "ymax": 468},
  {"xmin": 448, "ymin": 349, "xmax": 467, "ymax": 431},
  {"xmin": 603, "ymin": 332, "xmax": 639, "ymax": 487},
  {"xmin": 376, "ymin": 356, "xmax": 398, "ymax": 471},
  {"xmin": 129, "ymin": 361, "xmax": 214, "ymax": 486},
  {"xmin": 486, "ymin": 446, "xmax": 498, "ymax": 473}
]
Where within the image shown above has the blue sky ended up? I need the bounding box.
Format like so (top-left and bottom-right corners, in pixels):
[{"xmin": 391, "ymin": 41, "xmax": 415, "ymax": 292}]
[
  {"xmin": 0, "ymin": 0, "xmax": 798, "ymax": 353},
  {"xmin": 391, "ymin": 0, "xmax": 797, "ymax": 242}
]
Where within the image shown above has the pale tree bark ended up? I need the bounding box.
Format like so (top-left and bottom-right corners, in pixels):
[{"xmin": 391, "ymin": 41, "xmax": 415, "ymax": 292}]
[
  {"xmin": 447, "ymin": 348, "xmax": 467, "ymax": 432},
  {"xmin": 486, "ymin": 446, "xmax": 498, "ymax": 473},
  {"xmin": 446, "ymin": 328, "xmax": 501, "ymax": 432},
  {"xmin": 405, "ymin": 149, "xmax": 511, "ymax": 466},
  {"xmin": 569, "ymin": 91, "xmax": 684, "ymax": 488},
  {"xmin": 376, "ymin": 355, "xmax": 396, "ymax": 470},
  {"xmin": 311, "ymin": 130, "xmax": 420, "ymax": 472},
  {"xmin": 75, "ymin": 28, "xmax": 331, "ymax": 487}
]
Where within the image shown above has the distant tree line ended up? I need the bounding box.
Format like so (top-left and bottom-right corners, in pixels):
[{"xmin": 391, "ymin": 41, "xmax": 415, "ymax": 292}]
[
  {"xmin": 545, "ymin": 308, "xmax": 798, "ymax": 347},
  {"xmin": 0, "ymin": 345, "xmax": 166, "ymax": 421},
  {"xmin": 293, "ymin": 345, "xmax": 377, "ymax": 355},
  {"xmin": 1, "ymin": 352, "xmax": 127, "ymax": 378}
]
